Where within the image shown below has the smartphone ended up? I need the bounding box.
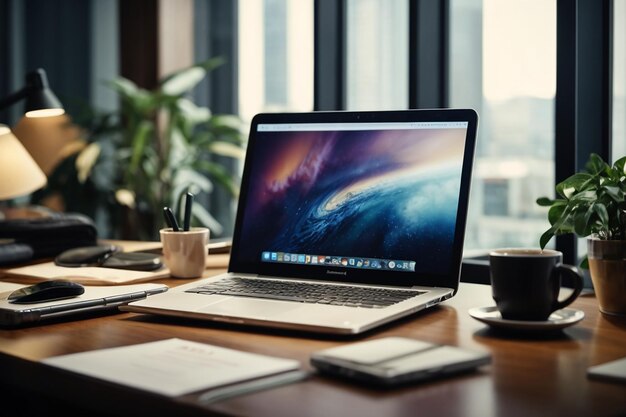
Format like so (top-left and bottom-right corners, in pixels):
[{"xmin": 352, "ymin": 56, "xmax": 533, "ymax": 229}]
[
  {"xmin": 101, "ymin": 252, "xmax": 163, "ymax": 271},
  {"xmin": 55, "ymin": 246, "xmax": 162, "ymax": 271},
  {"xmin": 310, "ymin": 337, "xmax": 491, "ymax": 386}
]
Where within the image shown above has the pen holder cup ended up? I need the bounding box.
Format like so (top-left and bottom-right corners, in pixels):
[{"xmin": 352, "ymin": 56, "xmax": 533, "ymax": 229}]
[{"xmin": 160, "ymin": 227, "xmax": 209, "ymax": 278}]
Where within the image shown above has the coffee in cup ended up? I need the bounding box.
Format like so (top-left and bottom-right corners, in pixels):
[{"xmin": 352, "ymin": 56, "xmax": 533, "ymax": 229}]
[{"xmin": 489, "ymin": 248, "xmax": 584, "ymax": 321}]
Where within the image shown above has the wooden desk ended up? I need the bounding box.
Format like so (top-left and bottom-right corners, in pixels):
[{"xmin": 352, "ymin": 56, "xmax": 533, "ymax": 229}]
[{"xmin": 1, "ymin": 269, "xmax": 625, "ymax": 417}]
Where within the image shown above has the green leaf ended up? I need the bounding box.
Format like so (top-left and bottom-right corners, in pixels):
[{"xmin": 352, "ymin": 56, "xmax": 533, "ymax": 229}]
[
  {"xmin": 129, "ymin": 120, "xmax": 153, "ymax": 174},
  {"xmin": 210, "ymin": 114, "xmax": 244, "ymax": 130},
  {"xmin": 209, "ymin": 141, "xmax": 246, "ymax": 159},
  {"xmin": 107, "ymin": 77, "xmax": 138, "ymax": 98},
  {"xmin": 118, "ymin": 87, "xmax": 156, "ymax": 115},
  {"xmin": 569, "ymin": 189, "xmax": 596, "ymax": 202},
  {"xmin": 540, "ymin": 228, "xmax": 555, "ymax": 250},
  {"xmin": 536, "ymin": 197, "xmax": 555, "ymax": 206},
  {"xmin": 168, "ymin": 127, "xmax": 191, "ymax": 168},
  {"xmin": 161, "ymin": 67, "xmax": 206, "ymax": 96},
  {"xmin": 594, "ymin": 203, "xmax": 609, "ymax": 228},
  {"xmin": 159, "ymin": 57, "xmax": 226, "ymax": 96},
  {"xmin": 613, "ymin": 156, "xmax": 626, "ymax": 175},
  {"xmin": 561, "ymin": 173, "xmax": 595, "ymax": 192},
  {"xmin": 555, "ymin": 182, "xmax": 567, "ymax": 199},
  {"xmin": 550, "ymin": 204, "xmax": 576, "ymax": 234},
  {"xmin": 176, "ymin": 98, "xmax": 212, "ymax": 125},
  {"xmin": 160, "ymin": 57, "xmax": 225, "ymax": 85},
  {"xmin": 603, "ymin": 185, "xmax": 623, "ymax": 201},
  {"xmin": 575, "ymin": 204, "xmax": 594, "ymax": 236},
  {"xmin": 547, "ymin": 203, "xmax": 566, "ymax": 225},
  {"xmin": 136, "ymin": 90, "xmax": 160, "ymax": 112},
  {"xmin": 194, "ymin": 57, "xmax": 226, "ymax": 72},
  {"xmin": 586, "ymin": 153, "xmax": 609, "ymax": 175}
]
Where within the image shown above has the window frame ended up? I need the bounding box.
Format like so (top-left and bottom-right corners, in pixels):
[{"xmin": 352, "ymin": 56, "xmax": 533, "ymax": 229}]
[
  {"xmin": 314, "ymin": 0, "xmax": 346, "ymax": 110},
  {"xmin": 555, "ymin": 0, "xmax": 613, "ymax": 265},
  {"xmin": 312, "ymin": 0, "xmax": 614, "ymax": 283}
]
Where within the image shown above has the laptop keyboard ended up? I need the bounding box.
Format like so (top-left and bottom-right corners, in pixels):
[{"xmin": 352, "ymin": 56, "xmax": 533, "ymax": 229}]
[{"xmin": 185, "ymin": 277, "xmax": 425, "ymax": 308}]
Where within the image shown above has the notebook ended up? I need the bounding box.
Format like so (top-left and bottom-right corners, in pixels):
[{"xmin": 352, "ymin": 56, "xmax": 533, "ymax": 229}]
[
  {"xmin": 0, "ymin": 281, "xmax": 168, "ymax": 326},
  {"xmin": 124, "ymin": 109, "xmax": 478, "ymax": 334}
]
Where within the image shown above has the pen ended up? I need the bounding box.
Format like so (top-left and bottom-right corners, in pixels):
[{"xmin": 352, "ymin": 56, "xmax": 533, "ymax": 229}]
[
  {"xmin": 183, "ymin": 192, "xmax": 194, "ymax": 231},
  {"xmin": 163, "ymin": 207, "xmax": 180, "ymax": 231}
]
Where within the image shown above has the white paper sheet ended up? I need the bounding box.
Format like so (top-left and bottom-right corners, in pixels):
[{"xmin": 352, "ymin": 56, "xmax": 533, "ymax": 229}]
[
  {"xmin": 2, "ymin": 261, "xmax": 172, "ymax": 285},
  {"xmin": 43, "ymin": 338, "xmax": 301, "ymax": 397}
]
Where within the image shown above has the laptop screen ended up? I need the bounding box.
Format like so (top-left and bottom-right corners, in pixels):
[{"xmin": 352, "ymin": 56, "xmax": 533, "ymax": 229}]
[{"xmin": 229, "ymin": 110, "xmax": 477, "ymax": 289}]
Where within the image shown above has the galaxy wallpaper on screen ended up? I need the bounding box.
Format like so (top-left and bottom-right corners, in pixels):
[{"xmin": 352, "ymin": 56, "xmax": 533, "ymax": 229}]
[{"xmin": 237, "ymin": 127, "xmax": 467, "ymax": 275}]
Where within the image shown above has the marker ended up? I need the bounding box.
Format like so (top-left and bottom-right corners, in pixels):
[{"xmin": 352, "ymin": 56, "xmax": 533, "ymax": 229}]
[
  {"xmin": 163, "ymin": 207, "xmax": 180, "ymax": 231},
  {"xmin": 183, "ymin": 192, "xmax": 194, "ymax": 231}
]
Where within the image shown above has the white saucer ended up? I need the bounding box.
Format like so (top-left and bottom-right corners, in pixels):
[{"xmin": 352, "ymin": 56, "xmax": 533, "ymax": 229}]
[{"xmin": 468, "ymin": 306, "xmax": 585, "ymax": 331}]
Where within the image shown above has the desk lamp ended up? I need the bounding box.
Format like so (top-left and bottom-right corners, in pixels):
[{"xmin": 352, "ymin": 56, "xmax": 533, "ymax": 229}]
[
  {"xmin": 0, "ymin": 68, "xmax": 64, "ymax": 118},
  {"xmin": 0, "ymin": 126, "xmax": 95, "ymax": 267},
  {"xmin": 0, "ymin": 67, "xmax": 64, "ymax": 214}
]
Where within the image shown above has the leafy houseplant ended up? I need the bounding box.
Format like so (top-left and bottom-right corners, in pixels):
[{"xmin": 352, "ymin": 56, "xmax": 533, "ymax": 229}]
[
  {"xmin": 537, "ymin": 153, "xmax": 626, "ymax": 316},
  {"xmin": 36, "ymin": 59, "xmax": 245, "ymax": 240}
]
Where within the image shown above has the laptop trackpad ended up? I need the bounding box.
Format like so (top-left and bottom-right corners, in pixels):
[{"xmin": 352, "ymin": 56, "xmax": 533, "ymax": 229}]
[{"xmin": 199, "ymin": 298, "xmax": 303, "ymax": 319}]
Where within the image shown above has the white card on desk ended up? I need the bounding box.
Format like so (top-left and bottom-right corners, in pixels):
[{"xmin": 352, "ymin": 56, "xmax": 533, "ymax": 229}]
[
  {"xmin": 588, "ymin": 357, "xmax": 626, "ymax": 383},
  {"xmin": 314, "ymin": 337, "xmax": 435, "ymax": 365},
  {"xmin": 43, "ymin": 338, "xmax": 301, "ymax": 397}
]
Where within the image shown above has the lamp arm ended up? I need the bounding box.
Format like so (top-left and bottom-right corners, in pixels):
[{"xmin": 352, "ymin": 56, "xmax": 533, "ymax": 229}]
[{"xmin": 0, "ymin": 87, "xmax": 31, "ymax": 110}]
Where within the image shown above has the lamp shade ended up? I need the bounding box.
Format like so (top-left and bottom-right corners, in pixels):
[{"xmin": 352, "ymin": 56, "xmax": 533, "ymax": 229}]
[
  {"xmin": 12, "ymin": 114, "xmax": 81, "ymax": 175},
  {"xmin": 0, "ymin": 125, "xmax": 47, "ymax": 200},
  {"xmin": 0, "ymin": 68, "xmax": 65, "ymax": 118},
  {"xmin": 24, "ymin": 69, "xmax": 64, "ymax": 118}
]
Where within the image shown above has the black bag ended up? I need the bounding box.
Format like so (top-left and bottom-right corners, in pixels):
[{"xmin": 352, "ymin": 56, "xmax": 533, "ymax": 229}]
[{"xmin": 0, "ymin": 213, "xmax": 97, "ymax": 266}]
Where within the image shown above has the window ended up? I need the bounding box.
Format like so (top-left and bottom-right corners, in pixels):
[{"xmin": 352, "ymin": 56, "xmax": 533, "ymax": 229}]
[
  {"xmin": 449, "ymin": 0, "xmax": 556, "ymax": 253},
  {"xmin": 345, "ymin": 0, "xmax": 408, "ymax": 110},
  {"xmin": 238, "ymin": 0, "xmax": 314, "ymax": 121},
  {"xmin": 483, "ymin": 180, "xmax": 509, "ymax": 217}
]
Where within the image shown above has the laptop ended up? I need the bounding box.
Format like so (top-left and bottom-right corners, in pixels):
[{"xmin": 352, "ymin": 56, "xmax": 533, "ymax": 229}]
[
  {"xmin": 124, "ymin": 109, "xmax": 478, "ymax": 334},
  {"xmin": 0, "ymin": 281, "xmax": 168, "ymax": 326}
]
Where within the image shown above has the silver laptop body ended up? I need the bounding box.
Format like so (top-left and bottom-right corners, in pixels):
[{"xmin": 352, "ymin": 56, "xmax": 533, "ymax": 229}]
[
  {"xmin": 0, "ymin": 282, "xmax": 168, "ymax": 326},
  {"xmin": 125, "ymin": 109, "xmax": 478, "ymax": 335}
]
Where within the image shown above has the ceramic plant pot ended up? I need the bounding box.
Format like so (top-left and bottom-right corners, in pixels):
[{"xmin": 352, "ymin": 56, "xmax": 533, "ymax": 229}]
[{"xmin": 587, "ymin": 238, "xmax": 626, "ymax": 316}]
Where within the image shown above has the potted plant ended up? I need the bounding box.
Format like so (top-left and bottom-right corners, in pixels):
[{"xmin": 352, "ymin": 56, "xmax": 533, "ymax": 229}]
[
  {"xmin": 537, "ymin": 153, "xmax": 626, "ymax": 316},
  {"xmin": 35, "ymin": 59, "xmax": 245, "ymax": 240}
]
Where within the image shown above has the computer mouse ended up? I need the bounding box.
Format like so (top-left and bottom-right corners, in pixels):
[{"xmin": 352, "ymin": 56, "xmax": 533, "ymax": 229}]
[{"xmin": 8, "ymin": 280, "xmax": 85, "ymax": 304}]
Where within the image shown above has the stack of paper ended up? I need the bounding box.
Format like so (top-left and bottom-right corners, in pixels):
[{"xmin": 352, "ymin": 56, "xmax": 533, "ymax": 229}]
[
  {"xmin": 1, "ymin": 262, "xmax": 170, "ymax": 285},
  {"xmin": 43, "ymin": 338, "xmax": 301, "ymax": 397}
]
